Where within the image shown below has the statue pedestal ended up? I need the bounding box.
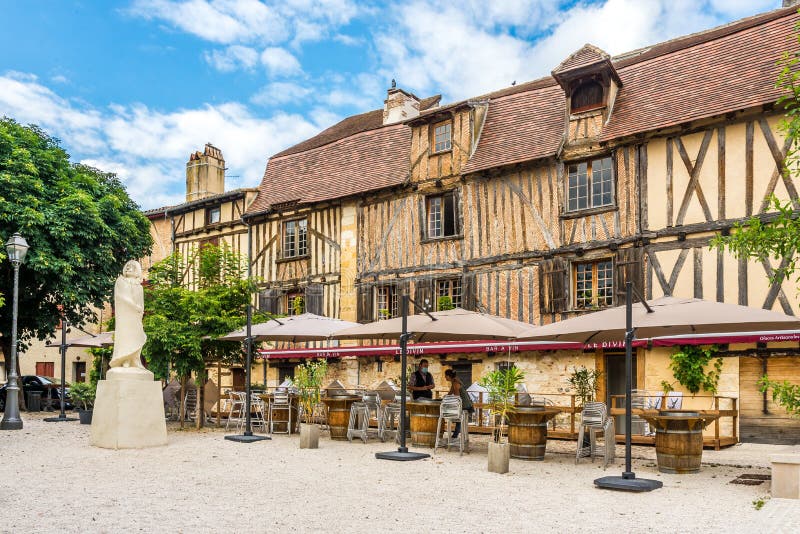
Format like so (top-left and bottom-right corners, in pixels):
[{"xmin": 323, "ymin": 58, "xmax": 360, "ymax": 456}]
[{"xmin": 90, "ymin": 369, "xmax": 167, "ymax": 449}]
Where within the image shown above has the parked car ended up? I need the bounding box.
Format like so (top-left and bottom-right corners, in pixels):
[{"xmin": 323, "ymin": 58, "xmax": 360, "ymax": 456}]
[{"xmin": 0, "ymin": 375, "xmax": 73, "ymax": 411}]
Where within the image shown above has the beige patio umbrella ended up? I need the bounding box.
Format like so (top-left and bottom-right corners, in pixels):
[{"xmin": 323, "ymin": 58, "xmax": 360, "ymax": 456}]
[
  {"xmin": 332, "ymin": 307, "xmax": 538, "ymax": 342},
  {"xmin": 61, "ymin": 331, "xmax": 115, "ymax": 348},
  {"xmin": 517, "ymin": 296, "xmax": 800, "ymax": 343},
  {"xmin": 220, "ymin": 313, "xmax": 360, "ymax": 342}
]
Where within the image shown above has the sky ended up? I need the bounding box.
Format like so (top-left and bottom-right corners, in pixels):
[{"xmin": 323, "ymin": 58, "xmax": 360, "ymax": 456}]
[{"xmin": 0, "ymin": 0, "xmax": 783, "ymax": 210}]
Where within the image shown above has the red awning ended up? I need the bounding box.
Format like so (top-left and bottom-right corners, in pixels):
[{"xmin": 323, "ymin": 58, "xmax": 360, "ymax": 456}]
[{"xmin": 256, "ymin": 340, "xmax": 582, "ymax": 360}]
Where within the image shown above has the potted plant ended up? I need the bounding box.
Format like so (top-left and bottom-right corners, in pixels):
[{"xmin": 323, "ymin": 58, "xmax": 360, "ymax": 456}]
[
  {"xmin": 69, "ymin": 381, "xmax": 96, "ymax": 424},
  {"xmin": 479, "ymin": 366, "xmax": 525, "ymax": 474},
  {"xmin": 567, "ymin": 366, "xmax": 602, "ymax": 405},
  {"xmin": 293, "ymin": 359, "xmax": 328, "ymax": 449}
]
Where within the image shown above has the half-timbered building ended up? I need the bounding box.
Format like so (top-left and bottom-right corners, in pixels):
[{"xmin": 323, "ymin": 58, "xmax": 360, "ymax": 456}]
[{"xmin": 154, "ymin": 5, "xmax": 800, "ymax": 443}]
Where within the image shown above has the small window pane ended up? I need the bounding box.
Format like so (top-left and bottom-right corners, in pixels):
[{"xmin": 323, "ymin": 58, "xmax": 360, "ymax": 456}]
[
  {"xmin": 567, "ymin": 162, "xmax": 589, "ymax": 212},
  {"xmin": 427, "ymin": 196, "xmax": 442, "ymax": 237},
  {"xmin": 443, "ymin": 192, "xmax": 457, "ymax": 236},
  {"xmin": 434, "ymin": 122, "xmax": 452, "ymax": 153}
]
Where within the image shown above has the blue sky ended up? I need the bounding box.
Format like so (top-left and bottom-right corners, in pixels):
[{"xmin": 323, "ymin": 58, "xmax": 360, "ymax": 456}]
[{"xmin": 0, "ymin": 0, "xmax": 782, "ymax": 209}]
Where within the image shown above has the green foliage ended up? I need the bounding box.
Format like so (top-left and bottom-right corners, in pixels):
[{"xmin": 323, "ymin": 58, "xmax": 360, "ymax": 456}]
[
  {"xmin": 291, "ymin": 296, "xmax": 304, "ymax": 315},
  {"xmin": 88, "ymin": 346, "xmax": 112, "ymax": 388},
  {"xmin": 293, "ymin": 360, "xmax": 329, "ymax": 424},
  {"xmin": 759, "ymin": 375, "xmax": 800, "ymax": 417},
  {"xmin": 668, "ymin": 345, "xmax": 723, "ymax": 395},
  {"xmin": 479, "ymin": 366, "xmax": 525, "ymax": 443},
  {"xmin": 143, "ymin": 244, "xmax": 270, "ymax": 382},
  {"xmin": 660, "ymin": 380, "xmax": 675, "ymax": 395},
  {"xmin": 68, "ymin": 381, "xmax": 96, "ymax": 410},
  {"xmin": 437, "ymin": 295, "xmax": 454, "ymax": 311},
  {"xmin": 0, "ymin": 118, "xmax": 152, "ymax": 359},
  {"xmin": 752, "ymin": 496, "xmax": 769, "ymax": 511},
  {"xmin": 711, "ymin": 28, "xmax": 800, "ymax": 285},
  {"xmin": 568, "ymin": 366, "xmax": 602, "ymax": 404}
]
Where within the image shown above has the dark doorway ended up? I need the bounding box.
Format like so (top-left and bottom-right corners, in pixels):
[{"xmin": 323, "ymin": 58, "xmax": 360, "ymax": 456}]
[
  {"xmin": 277, "ymin": 363, "xmax": 298, "ymax": 384},
  {"xmin": 232, "ymin": 368, "xmax": 246, "ymax": 390},
  {"xmin": 73, "ymin": 362, "xmax": 87, "ymax": 383},
  {"xmin": 605, "ymin": 352, "xmax": 636, "ymax": 433},
  {"xmin": 450, "ymin": 362, "xmax": 473, "ymax": 389}
]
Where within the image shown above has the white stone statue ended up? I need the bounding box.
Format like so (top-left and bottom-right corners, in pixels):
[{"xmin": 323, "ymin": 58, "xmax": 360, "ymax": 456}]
[{"xmin": 109, "ymin": 260, "xmax": 148, "ymax": 374}]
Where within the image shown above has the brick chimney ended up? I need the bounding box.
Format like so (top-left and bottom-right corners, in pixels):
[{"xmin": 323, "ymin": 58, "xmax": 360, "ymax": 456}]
[
  {"xmin": 185, "ymin": 143, "xmax": 225, "ymax": 202},
  {"xmin": 383, "ymin": 83, "xmax": 421, "ymax": 125}
]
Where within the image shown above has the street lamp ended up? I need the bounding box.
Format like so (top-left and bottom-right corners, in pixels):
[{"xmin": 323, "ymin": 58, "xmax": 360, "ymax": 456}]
[{"xmin": 1, "ymin": 233, "xmax": 29, "ymax": 430}]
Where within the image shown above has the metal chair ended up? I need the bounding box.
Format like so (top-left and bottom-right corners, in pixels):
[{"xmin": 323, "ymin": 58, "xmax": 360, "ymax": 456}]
[
  {"xmin": 631, "ymin": 389, "xmax": 650, "ymax": 435},
  {"xmin": 225, "ymin": 390, "xmax": 245, "ymax": 430},
  {"xmin": 183, "ymin": 387, "xmax": 198, "ymax": 422},
  {"xmin": 346, "ymin": 401, "xmax": 371, "ymax": 443},
  {"xmin": 380, "ymin": 402, "xmax": 402, "ymax": 443},
  {"xmin": 249, "ymin": 393, "xmax": 267, "ymax": 433},
  {"xmin": 362, "ymin": 391, "xmax": 383, "ymax": 430},
  {"xmin": 576, "ymin": 401, "xmax": 615, "ymax": 468},
  {"xmin": 434, "ymin": 395, "xmax": 467, "ymax": 455},
  {"xmin": 269, "ymin": 391, "xmax": 293, "ymax": 435}
]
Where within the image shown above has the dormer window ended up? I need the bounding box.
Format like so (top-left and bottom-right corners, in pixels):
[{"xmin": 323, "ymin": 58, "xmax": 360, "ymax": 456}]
[
  {"xmin": 571, "ymin": 80, "xmax": 604, "ymax": 113},
  {"xmin": 432, "ymin": 120, "xmax": 452, "ymax": 154}
]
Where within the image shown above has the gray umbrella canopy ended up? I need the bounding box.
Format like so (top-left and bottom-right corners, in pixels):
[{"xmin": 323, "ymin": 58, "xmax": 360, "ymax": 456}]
[
  {"xmin": 220, "ymin": 313, "xmax": 360, "ymax": 342},
  {"xmin": 332, "ymin": 307, "xmax": 538, "ymax": 342},
  {"xmin": 48, "ymin": 331, "xmax": 115, "ymax": 348},
  {"xmin": 517, "ymin": 296, "xmax": 800, "ymax": 343}
]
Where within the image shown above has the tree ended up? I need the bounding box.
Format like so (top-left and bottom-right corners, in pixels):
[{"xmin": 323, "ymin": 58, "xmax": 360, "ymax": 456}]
[
  {"xmin": 142, "ymin": 244, "xmax": 269, "ymax": 427},
  {"xmin": 711, "ymin": 30, "xmax": 800, "ymax": 283},
  {"xmin": 0, "ymin": 118, "xmax": 151, "ymax": 372}
]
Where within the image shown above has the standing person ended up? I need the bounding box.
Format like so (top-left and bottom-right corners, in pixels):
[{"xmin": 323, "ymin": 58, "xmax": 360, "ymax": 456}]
[
  {"xmin": 408, "ymin": 359, "xmax": 434, "ymax": 400},
  {"xmin": 444, "ymin": 369, "xmax": 474, "ymax": 439}
]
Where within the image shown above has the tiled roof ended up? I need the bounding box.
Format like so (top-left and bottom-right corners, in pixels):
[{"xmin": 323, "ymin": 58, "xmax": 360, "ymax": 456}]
[
  {"xmin": 166, "ymin": 188, "xmax": 258, "ymax": 216},
  {"xmin": 552, "ymin": 44, "xmax": 610, "ymax": 75},
  {"xmin": 274, "ymin": 95, "xmax": 441, "ymax": 158},
  {"xmin": 251, "ymin": 5, "xmax": 797, "ymax": 201},
  {"xmin": 246, "ymin": 125, "xmax": 411, "ymax": 214},
  {"xmin": 465, "ymin": 6, "xmax": 796, "ymax": 175}
]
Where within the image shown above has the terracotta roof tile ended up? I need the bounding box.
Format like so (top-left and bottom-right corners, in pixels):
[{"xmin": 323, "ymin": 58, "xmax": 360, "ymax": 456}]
[
  {"xmin": 246, "ymin": 125, "xmax": 411, "ymax": 214},
  {"xmin": 552, "ymin": 44, "xmax": 610, "ymax": 74},
  {"xmin": 274, "ymin": 95, "xmax": 440, "ymax": 158}
]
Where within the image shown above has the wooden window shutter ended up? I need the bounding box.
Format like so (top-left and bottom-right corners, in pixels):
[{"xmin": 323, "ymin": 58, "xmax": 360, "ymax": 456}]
[
  {"xmin": 258, "ymin": 288, "xmax": 282, "ymax": 315},
  {"xmin": 539, "ymin": 258, "xmax": 568, "ymax": 314},
  {"xmin": 614, "ymin": 248, "xmax": 644, "ymax": 305},
  {"xmin": 462, "ymin": 272, "xmax": 476, "ymax": 311},
  {"xmin": 357, "ymin": 283, "xmax": 373, "ymax": 323},
  {"xmin": 414, "ymin": 278, "xmax": 434, "ymax": 313},
  {"xmin": 304, "ymin": 284, "xmax": 324, "ymax": 316}
]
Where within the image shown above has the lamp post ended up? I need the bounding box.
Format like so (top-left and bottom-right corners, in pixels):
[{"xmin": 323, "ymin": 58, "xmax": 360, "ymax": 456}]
[{"xmin": 1, "ymin": 233, "xmax": 29, "ymax": 430}]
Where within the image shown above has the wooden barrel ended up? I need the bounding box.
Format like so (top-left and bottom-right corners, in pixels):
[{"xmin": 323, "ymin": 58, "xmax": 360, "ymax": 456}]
[
  {"xmin": 408, "ymin": 400, "xmax": 441, "ymax": 448},
  {"xmin": 322, "ymin": 395, "xmax": 360, "ymax": 440},
  {"xmin": 262, "ymin": 394, "xmax": 300, "ymax": 434},
  {"xmin": 508, "ymin": 407, "xmax": 549, "ymax": 461},
  {"xmin": 654, "ymin": 411, "xmax": 703, "ymax": 474}
]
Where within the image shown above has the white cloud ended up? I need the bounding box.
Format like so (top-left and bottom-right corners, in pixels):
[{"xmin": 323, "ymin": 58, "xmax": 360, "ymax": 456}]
[
  {"xmin": 251, "ymin": 82, "xmax": 313, "ymax": 106},
  {"xmin": 373, "ymin": 0, "xmax": 782, "ymax": 102},
  {"xmin": 51, "ymin": 74, "xmax": 69, "ymax": 84},
  {"xmin": 0, "ymin": 72, "xmax": 328, "ymax": 209},
  {"xmin": 260, "ymin": 47, "xmax": 302, "ymax": 76},
  {"xmin": 203, "ymin": 45, "xmax": 259, "ymax": 71}
]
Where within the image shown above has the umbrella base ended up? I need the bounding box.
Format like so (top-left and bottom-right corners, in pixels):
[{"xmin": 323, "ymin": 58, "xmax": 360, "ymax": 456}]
[
  {"xmin": 375, "ymin": 447, "xmax": 430, "ymax": 461},
  {"xmin": 44, "ymin": 416, "xmax": 78, "ymax": 422},
  {"xmin": 594, "ymin": 474, "xmax": 663, "ymax": 492},
  {"xmin": 225, "ymin": 434, "xmax": 271, "ymax": 443}
]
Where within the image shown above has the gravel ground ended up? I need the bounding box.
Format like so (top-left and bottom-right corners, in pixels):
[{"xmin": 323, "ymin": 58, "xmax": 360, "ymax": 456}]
[{"xmin": 0, "ymin": 412, "xmax": 798, "ymax": 533}]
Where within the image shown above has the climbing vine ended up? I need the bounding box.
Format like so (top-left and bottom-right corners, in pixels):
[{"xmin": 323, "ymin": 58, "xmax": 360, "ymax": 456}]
[
  {"xmin": 668, "ymin": 345, "xmax": 723, "ymax": 395},
  {"xmin": 759, "ymin": 376, "xmax": 800, "ymax": 417}
]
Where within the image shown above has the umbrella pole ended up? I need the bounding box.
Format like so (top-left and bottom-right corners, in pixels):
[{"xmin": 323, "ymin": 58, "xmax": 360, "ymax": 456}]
[
  {"xmin": 226, "ymin": 221, "xmax": 269, "ymax": 443},
  {"xmin": 44, "ymin": 317, "xmax": 77, "ymax": 423},
  {"xmin": 594, "ymin": 282, "xmax": 661, "ymax": 491},
  {"xmin": 375, "ymin": 294, "xmax": 429, "ymax": 461}
]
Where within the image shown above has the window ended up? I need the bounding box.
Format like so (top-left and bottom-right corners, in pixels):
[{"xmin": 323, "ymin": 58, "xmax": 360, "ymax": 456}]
[
  {"xmin": 283, "ymin": 218, "xmax": 308, "ymax": 258},
  {"xmin": 375, "ymin": 285, "xmax": 398, "ymax": 320},
  {"xmin": 571, "ymin": 80, "xmax": 604, "ymax": 113},
  {"xmin": 286, "ymin": 292, "xmax": 305, "ymax": 316},
  {"xmin": 207, "ymin": 207, "xmax": 221, "ymax": 225},
  {"xmin": 574, "ymin": 260, "xmax": 614, "ymax": 309},
  {"xmin": 496, "ymin": 361, "xmax": 515, "ymax": 371},
  {"xmin": 432, "ymin": 121, "xmax": 452, "ymax": 153},
  {"xmin": 436, "ymin": 278, "xmax": 462, "ymax": 310},
  {"xmin": 426, "ymin": 191, "xmax": 459, "ymax": 238},
  {"xmin": 567, "ymin": 156, "xmax": 614, "ymax": 212}
]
